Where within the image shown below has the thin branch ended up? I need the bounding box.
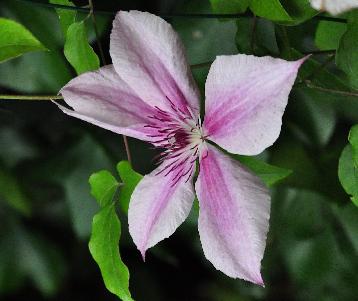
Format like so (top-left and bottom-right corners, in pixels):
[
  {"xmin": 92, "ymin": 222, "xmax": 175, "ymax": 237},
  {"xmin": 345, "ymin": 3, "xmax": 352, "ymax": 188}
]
[
  {"xmin": 250, "ymin": 15, "xmax": 257, "ymax": 55},
  {"xmin": 122, "ymin": 136, "xmax": 132, "ymax": 166},
  {"xmin": 301, "ymin": 54, "xmax": 335, "ymax": 82},
  {"xmin": 0, "ymin": 95, "xmax": 63, "ymax": 101},
  {"xmin": 301, "ymin": 49, "xmax": 336, "ymax": 55},
  {"xmin": 190, "ymin": 61, "xmax": 212, "ymax": 69},
  {"xmin": 88, "ymin": 0, "xmax": 107, "ymax": 65},
  {"xmin": 304, "ymin": 80, "xmax": 358, "ymax": 97},
  {"xmin": 16, "ymin": 0, "xmax": 347, "ymax": 23},
  {"xmin": 87, "ymin": 0, "xmax": 131, "ymax": 165}
]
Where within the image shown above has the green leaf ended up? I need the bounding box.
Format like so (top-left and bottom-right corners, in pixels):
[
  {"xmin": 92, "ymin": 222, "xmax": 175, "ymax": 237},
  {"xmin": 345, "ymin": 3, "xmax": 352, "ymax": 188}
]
[
  {"xmin": 0, "ymin": 218, "xmax": 66, "ymax": 296},
  {"xmin": 279, "ymin": 0, "xmax": 318, "ymax": 25},
  {"xmin": 49, "ymin": 0, "xmax": 76, "ymax": 39},
  {"xmin": 338, "ymin": 145, "xmax": 358, "ymax": 203},
  {"xmin": 210, "ymin": 0, "xmax": 249, "ymax": 14},
  {"xmin": 289, "ymin": 88, "xmax": 336, "ymax": 147},
  {"xmin": 236, "ymin": 155, "xmax": 292, "ymax": 187},
  {"xmin": 89, "ymin": 202, "xmax": 133, "ymax": 301},
  {"xmin": 0, "ymin": 50, "xmax": 72, "ymax": 93},
  {"xmin": 117, "ymin": 161, "xmax": 143, "ymax": 214},
  {"xmin": 0, "ymin": 167, "xmax": 31, "ymax": 216},
  {"xmin": 332, "ymin": 202, "xmax": 358, "ymax": 253},
  {"xmin": 54, "ymin": 135, "xmax": 113, "ymax": 238},
  {"xmin": 336, "ymin": 22, "xmax": 358, "ymax": 89},
  {"xmin": 64, "ymin": 20, "xmax": 99, "ymax": 75},
  {"xmin": 250, "ymin": 0, "xmax": 292, "ymax": 22},
  {"xmin": 352, "ymin": 196, "xmax": 358, "ymax": 207},
  {"xmin": 270, "ymin": 137, "xmax": 321, "ymax": 191},
  {"xmin": 291, "ymin": 48, "xmax": 351, "ymax": 92},
  {"xmin": 172, "ymin": 0, "xmax": 238, "ymax": 66},
  {"xmin": 0, "ymin": 18, "xmax": 47, "ymax": 63},
  {"xmin": 236, "ymin": 18, "xmax": 279, "ymax": 55},
  {"xmin": 89, "ymin": 170, "xmax": 119, "ymax": 208},
  {"xmin": 348, "ymin": 124, "xmax": 358, "ymax": 167},
  {"xmin": 315, "ymin": 21, "xmax": 347, "ymax": 50}
]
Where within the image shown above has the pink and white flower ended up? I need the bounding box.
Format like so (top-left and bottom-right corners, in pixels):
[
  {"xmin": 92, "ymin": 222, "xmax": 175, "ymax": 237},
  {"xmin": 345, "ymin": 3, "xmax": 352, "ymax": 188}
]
[
  {"xmin": 310, "ymin": 0, "xmax": 358, "ymax": 15},
  {"xmin": 56, "ymin": 11, "xmax": 306, "ymax": 285}
]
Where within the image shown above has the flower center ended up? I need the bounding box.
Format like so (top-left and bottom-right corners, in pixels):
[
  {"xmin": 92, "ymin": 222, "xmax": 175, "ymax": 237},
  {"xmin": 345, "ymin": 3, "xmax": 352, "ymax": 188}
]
[{"xmin": 144, "ymin": 97, "xmax": 206, "ymax": 185}]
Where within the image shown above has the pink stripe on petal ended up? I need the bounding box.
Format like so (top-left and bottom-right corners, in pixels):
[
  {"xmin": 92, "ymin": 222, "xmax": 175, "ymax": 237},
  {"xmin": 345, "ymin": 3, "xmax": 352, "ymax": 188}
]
[
  {"xmin": 128, "ymin": 162, "xmax": 195, "ymax": 258},
  {"xmin": 110, "ymin": 11, "xmax": 200, "ymax": 115},
  {"xmin": 56, "ymin": 103, "xmax": 153, "ymax": 141},
  {"xmin": 59, "ymin": 65, "xmax": 156, "ymax": 141},
  {"xmin": 203, "ymin": 54, "xmax": 307, "ymax": 155},
  {"xmin": 195, "ymin": 144, "xmax": 270, "ymax": 284}
]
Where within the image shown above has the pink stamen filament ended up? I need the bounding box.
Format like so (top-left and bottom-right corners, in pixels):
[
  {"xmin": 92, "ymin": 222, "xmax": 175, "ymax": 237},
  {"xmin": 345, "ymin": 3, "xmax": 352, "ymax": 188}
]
[{"xmin": 145, "ymin": 96, "xmax": 205, "ymax": 184}]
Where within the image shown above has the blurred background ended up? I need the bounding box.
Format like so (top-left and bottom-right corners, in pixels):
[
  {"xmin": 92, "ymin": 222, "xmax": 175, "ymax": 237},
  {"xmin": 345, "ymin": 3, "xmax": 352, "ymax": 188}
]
[{"xmin": 0, "ymin": 0, "xmax": 358, "ymax": 300}]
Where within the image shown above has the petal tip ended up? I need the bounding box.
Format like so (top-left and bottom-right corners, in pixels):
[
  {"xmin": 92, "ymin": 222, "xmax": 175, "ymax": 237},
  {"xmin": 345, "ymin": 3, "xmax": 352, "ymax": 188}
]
[
  {"xmin": 295, "ymin": 55, "xmax": 311, "ymax": 68},
  {"xmin": 140, "ymin": 249, "xmax": 146, "ymax": 262},
  {"xmin": 254, "ymin": 275, "xmax": 265, "ymax": 287}
]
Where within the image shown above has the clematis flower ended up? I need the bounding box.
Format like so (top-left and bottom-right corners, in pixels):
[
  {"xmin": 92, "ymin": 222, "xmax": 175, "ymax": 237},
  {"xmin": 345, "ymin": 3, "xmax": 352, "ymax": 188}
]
[
  {"xmin": 309, "ymin": 0, "xmax": 358, "ymax": 15},
  {"xmin": 56, "ymin": 11, "xmax": 306, "ymax": 285}
]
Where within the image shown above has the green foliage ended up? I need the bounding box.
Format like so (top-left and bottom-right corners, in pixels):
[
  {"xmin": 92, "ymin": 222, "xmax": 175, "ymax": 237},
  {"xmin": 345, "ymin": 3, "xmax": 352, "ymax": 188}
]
[
  {"xmin": 49, "ymin": 0, "xmax": 76, "ymax": 39},
  {"xmin": 236, "ymin": 156, "xmax": 292, "ymax": 187},
  {"xmin": 89, "ymin": 203, "xmax": 133, "ymax": 301},
  {"xmin": 250, "ymin": 0, "xmax": 292, "ymax": 22},
  {"xmin": 336, "ymin": 20, "xmax": 358, "ymax": 89},
  {"xmin": 64, "ymin": 20, "xmax": 100, "ymax": 75},
  {"xmin": 236, "ymin": 18, "xmax": 279, "ymax": 55},
  {"xmin": 289, "ymin": 88, "xmax": 336, "ymax": 147},
  {"xmin": 0, "ymin": 218, "xmax": 66, "ymax": 297},
  {"xmin": 51, "ymin": 0, "xmax": 101, "ymax": 75},
  {"xmin": 117, "ymin": 161, "xmax": 143, "ymax": 214},
  {"xmin": 292, "ymin": 49, "xmax": 351, "ymax": 92},
  {"xmin": 57, "ymin": 135, "xmax": 114, "ymax": 238},
  {"xmin": 315, "ymin": 21, "xmax": 346, "ymax": 50},
  {"xmin": 279, "ymin": 0, "xmax": 318, "ymax": 25},
  {"xmin": 173, "ymin": 0, "xmax": 238, "ymax": 65},
  {"xmin": 210, "ymin": 0, "xmax": 317, "ymax": 25},
  {"xmin": 89, "ymin": 170, "xmax": 119, "ymax": 208},
  {"xmin": 209, "ymin": 0, "xmax": 249, "ymax": 14},
  {"xmin": 2, "ymin": 0, "xmax": 358, "ymax": 300},
  {"xmin": 348, "ymin": 125, "xmax": 358, "ymax": 166},
  {"xmin": 338, "ymin": 145, "xmax": 358, "ymax": 204},
  {"xmin": 0, "ymin": 168, "xmax": 31, "ymax": 216},
  {"xmin": 0, "ymin": 50, "xmax": 72, "ymax": 93},
  {"xmin": 271, "ymin": 188, "xmax": 358, "ymax": 301},
  {"xmin": 339, "ymin": 125, "xmax": 358, "ymax": 205},
  {"xmin": 173, "ymin": 0, "xmax": 237, "ymax": 93},
  {"xmin": 88, "ymin": 163, "xmax": 143, "ymax": 300},
  {"xmin": 270, "ymin": 137, "xmax": 321, "ymax": 191},
  {"xmin": 0, "ymin": 18, "xmax": 47, "ymax": 63}
]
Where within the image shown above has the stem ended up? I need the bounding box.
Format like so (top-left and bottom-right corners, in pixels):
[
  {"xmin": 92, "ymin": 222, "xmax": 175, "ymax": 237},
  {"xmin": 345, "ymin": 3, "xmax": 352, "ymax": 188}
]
[
  {"xmin": 88, "ymin": 0, "xmax": 131, "ymax": 165},
  {"xmin": 123, "ymin": 136, "xmax": 132, "ymax": 166},
  {"xmin": 304, "ymin": 80, "xmax": 358, "ymax": 97},
  {"xmin": 250, "ymin": 15, "xmax": 257, "ymax": 55},
  {"xmin": 301, "ymin": 54, "xmax": 335, "ymax": 82},
  {"xmin": 190, "ymin": 61, "xmax": 212, "ymax": 69},
  {"xmin": 88, "ymin": 0, "xmax": 106, "ymax": 65},
  {"xmin": 16, "ymin": 0, "xmax": 348, "ymax": 23},
  {"xmin": 301, "ymin": 49, "xmax": 336, "ymax": 55},
  {"xmin": 0, "ymin": 95, "xmax": 63, "ymax": 100}
]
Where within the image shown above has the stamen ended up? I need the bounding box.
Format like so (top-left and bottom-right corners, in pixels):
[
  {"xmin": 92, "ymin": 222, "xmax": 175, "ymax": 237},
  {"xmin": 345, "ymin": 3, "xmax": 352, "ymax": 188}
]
[{"xmin": 145, "ymin": 96, "xmax": 206, "ymax": 184}]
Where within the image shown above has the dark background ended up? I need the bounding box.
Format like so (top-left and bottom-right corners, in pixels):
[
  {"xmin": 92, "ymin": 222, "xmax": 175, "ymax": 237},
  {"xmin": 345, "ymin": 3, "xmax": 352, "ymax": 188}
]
[{"xmin": 0, "ymin": 0, "xmax": 358, "ymax": 300}]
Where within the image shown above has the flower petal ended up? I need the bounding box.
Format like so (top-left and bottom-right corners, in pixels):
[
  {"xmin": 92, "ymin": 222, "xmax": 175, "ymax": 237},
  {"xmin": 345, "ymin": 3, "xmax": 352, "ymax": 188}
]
[
  {"xmin": 203, "ymin": 54, "xmax": 306, "ymax": 155},
  {"xmin": 195, "ymin": 144, "xmax": 270, "ymax": 284},
  {"xmin": 58, "ymin": 65, "xmax": 156, "ymax": 141},
  {"xmin": 110, "ymin": 10, "xmax": 200, "ymax": 114},
  {"xmin": 310, "ymin": 0, "xmax": 358, "ymax": 15},
  {"xmin": 128, "ymin": 163, "xmax": 195, "ymax": 259}
]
